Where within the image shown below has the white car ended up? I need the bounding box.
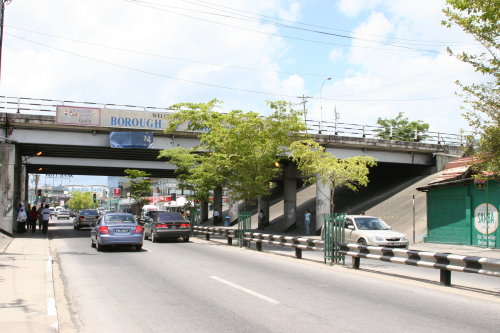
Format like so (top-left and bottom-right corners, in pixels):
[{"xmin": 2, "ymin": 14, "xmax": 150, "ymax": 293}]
[
  {"xmin": 56, "ymin": 209, "xmax": 70, "ymax": 219},
  {"xmin": 344, "ymin": 215, "xmax": 409, "ymax": 248}
]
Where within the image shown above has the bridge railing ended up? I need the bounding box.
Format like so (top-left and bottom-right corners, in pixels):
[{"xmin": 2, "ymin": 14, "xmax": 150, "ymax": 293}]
[{"xmin": 1, "ymin": 95, "xmax": 464, "ymax": 146}]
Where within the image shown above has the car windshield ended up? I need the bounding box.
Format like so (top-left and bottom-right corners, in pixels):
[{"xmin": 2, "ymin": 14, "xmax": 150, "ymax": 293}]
[
  {"xmin": 156, "ymin": 212, "xmax": 185, "ymax": 222},
  {"xmin": 81, "ymin": 210, "xmax": 98, "ymax": 215},
  {"xmin": 104, "ymin": 214, "xmax": 135, "ymax": 224},
  {"xmin": 354, "ymin": 217, "xmax": 390, "ymax": 230}
]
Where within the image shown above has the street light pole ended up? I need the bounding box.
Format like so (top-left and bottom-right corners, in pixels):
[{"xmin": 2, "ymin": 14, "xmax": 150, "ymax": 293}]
[{"xmin": 319, "ymin": 77, "xmax": 332, "ymax": 134}]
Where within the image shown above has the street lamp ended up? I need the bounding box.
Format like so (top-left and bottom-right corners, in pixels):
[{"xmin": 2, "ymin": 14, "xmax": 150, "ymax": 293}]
[{"xmin": 319, "ymin": 77, "xmax": 332, "ymax": 134}]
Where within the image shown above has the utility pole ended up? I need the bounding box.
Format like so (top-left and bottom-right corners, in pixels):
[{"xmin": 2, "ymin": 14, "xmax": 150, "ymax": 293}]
[
  {"xmin": 0, "ymin": 1, "xmax": 12, "ymax": 80},
  {"xmin": 297, "ymin": 94, "xmax": 312, "ymax": 133}
]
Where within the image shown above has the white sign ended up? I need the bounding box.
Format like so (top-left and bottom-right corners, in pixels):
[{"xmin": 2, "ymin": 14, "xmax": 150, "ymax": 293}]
[
  {"xmin": 474, "ymin": 203, "xmax": 498, "ymax": 235},
  {"xmin": 56, "ymin": 106, "xmax": 100, "ymax": 126}
]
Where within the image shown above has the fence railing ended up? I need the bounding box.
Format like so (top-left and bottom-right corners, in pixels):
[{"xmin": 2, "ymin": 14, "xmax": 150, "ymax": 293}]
[
  {"xmin": 1, "ymin": 95, "xmax": 465, "ymax": 146},
  {"xmin": 192, "ymin": 226, "xmax": 500, "ymax": 287}
]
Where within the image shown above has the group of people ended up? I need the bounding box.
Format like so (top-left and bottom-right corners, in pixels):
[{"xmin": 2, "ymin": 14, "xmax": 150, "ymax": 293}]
[{"xmin": 16, "ymin": 203, "xmax": 51, "ymax": 234}]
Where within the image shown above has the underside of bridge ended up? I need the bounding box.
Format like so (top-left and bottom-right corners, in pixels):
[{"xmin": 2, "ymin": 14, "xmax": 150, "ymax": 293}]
[{"xmin": 16, "ymin": 143, "xmax": 176, "ymax": 178}]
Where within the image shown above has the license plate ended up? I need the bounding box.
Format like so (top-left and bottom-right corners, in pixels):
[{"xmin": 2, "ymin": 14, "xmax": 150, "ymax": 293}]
[
  {"xmin": 170, "ymin": 225, "xmax": 177, "ymax": 230},
  {"xmin": 115, "ymin": 229, "xmax": 129, "ymax": 233},
  {"xmin": 388, "ymin": 242, "xmax": 400, "ymax": 246}
]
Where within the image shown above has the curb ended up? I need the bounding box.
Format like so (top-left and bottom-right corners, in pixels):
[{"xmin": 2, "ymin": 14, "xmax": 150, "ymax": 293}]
[
  {"xmin": 46, "ymin": 252, "xmax": 59, "ymax": 332},
  {"xmin": 0, "ymin": 233, "xmax": 13, "ymax": 254}
]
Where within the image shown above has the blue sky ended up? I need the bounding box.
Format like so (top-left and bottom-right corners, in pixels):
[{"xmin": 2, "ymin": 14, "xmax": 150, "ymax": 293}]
[{"xmin": 2, "ymin": 0, "xmax": 486, "ymax": 184}]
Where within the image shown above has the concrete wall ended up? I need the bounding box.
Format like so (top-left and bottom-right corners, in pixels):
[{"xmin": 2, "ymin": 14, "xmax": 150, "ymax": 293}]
[{"xmin": 0, "ymin": 144, "xmax": 16, "ymax": 234}]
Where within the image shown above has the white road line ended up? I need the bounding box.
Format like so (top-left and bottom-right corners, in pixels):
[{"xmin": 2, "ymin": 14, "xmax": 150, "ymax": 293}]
[{"xmin": 210, "ymin": 276, "xmax": 280, "ymax": 305}]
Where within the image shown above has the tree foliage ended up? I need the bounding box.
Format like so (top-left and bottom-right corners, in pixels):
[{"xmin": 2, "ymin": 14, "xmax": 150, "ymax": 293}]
[
  {"xmin": 159, "ymin": 100, "xmax": 307, "ymax": 205},
  {"xmin": 124, "ymin": 169, "xmax": 152, "ymax": 214},
  {"xmin": 375, "ymin": 112, "xmax": 429, "ymax": 141},
  {"xmin": 442, "ymin": 0, "xmax": 499, "ymax": 175},
  {"xmin": 67, "ymin": 191, "xmax": 94, "ymax": 211},
  {"xmin": 289, "ymin": 139, "xmax": 377, "ymax": 212}
]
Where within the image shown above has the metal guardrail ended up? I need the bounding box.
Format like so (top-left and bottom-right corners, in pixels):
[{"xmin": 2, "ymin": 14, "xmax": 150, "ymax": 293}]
[
  {"xmin": 339, "ymin": 243, "xmax": 500, "ymax": 286},
  {"xmin": 193, "ymin": 226, "xmax": 500, "ymax": 287},
  {"xmin": 0, "ymin": 95, "xmax": 465, "ymax": 146}
]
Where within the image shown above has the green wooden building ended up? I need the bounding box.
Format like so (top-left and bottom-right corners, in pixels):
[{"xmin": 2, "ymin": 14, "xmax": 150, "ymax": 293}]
[{"xmin": 418, "ymin": 177, "xmax": 499, "ymax": 249}]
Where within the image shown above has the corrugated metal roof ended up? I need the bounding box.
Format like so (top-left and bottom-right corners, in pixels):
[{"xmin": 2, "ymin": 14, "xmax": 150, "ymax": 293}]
[{"xmin": 429, "ymin": 156, "xmax": 474, "ymax": 185}]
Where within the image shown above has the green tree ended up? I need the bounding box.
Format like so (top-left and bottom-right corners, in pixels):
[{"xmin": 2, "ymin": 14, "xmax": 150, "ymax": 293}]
[
  {"xmin": 124, "ymin": 169, "xmax": 152, "ymax": 215},
  {"xmin": 159, "ymin": 100, "xmax": 306, "ymax": 207},
  {"xmin": 67, "ymin": 191, "xmax": 94, "ymax": 211},
  {"xmin": 289, "ymin": 139, "xmax": 377, "ymax": 213},
  {"xmin": 376, "ymin": 112, "xmax": 430, "ymax": 141},
  {"xmin": 442, "ymin": 0, "xmax": 499, "ymax": 175}
]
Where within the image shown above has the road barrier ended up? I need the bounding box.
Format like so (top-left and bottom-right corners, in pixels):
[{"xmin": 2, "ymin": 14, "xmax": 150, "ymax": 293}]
[
  {"xmin": 193, "ymin": 226, "xmax": 500, "ymax": 287},
  {"xmin": 338, "ymin": 243, "xmax": 500, "ymax": 286}
]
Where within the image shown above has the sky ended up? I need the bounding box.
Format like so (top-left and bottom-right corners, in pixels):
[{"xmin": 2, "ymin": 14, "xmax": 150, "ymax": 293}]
[{"xmin": 1, "ymin": 0, "xmax": 487, "ymax": 185}]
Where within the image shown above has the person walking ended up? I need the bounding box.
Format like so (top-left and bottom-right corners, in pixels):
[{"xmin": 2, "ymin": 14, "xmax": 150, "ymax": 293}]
[
  {"xmin": 29, "ymin": 206, "xmax": 39, "ymax": 233},
  {"xmin": 258, "ymin": 209, "xmax": 265, "ymax": 229},
  {"xmin": 304, "ymin": 209, "xmax": 312, "ymax": 236},
  {"xmin": 41, "ymin": 204, "xmax": 51, "ymax": 234},
  {"xmin": 16, "ymin": 204, "xmax": 28, "ymax": 233},
  {"xmin": 37, "ymin": 205, "xmax": 44, "ymax": 230},
  {"xmin": 213, "ymin": 209, "xmax": 220, "ymax": 225}
]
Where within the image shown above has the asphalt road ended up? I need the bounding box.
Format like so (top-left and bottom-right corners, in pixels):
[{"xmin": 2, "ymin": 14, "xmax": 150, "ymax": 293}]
[{"xmin": 48, "ymin": 218, "xmax": 500, "ymax": 333}]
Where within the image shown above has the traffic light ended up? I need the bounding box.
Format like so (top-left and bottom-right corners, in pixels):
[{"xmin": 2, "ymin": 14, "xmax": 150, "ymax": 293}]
[
  {"xmin": 37, "ymin": 190, "xmax": 42, "ymax": 198},
  {"xmin": 93, "ymin": 193, "xmax": 97, "ymax": 203}
]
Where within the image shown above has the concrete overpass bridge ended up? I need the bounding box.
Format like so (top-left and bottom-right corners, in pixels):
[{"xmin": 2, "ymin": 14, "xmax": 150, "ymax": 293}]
[{"xmin": 0, "ymin": 96, "xmax": 464, "ymax": 234}]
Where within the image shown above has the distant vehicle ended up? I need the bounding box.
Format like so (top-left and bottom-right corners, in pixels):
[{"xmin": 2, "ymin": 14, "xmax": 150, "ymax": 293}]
[
  {"xmin": 90, "ymin": 213, "xmax": 143, "ymax": 251},
  {"xmin": 69, "ymin": 210, "xmax": 78, "ymax": 218},
  {"xmin": 143, "ymin": 211, "xmax": 191, "ymax": 242},
  {"xmin": 49, "ymin": 207, "xmax": 56, "ymax": 216},
  {"xmin": 344, "ymin": 215, "xmax": 409, "ymax": 248},
  {"xmin": 56, "ymin": 209, "xmax": 70, "ymax": 219},
  {"xmin": 74, "ymin": 209, "xmax": 100, "ymax": 230}
]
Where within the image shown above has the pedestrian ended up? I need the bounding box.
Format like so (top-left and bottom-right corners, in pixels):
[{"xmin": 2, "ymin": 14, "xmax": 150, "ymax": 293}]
[
  {"xmin": 258, "ymin": 209, "xmax": 265, "ymax": 229},
  {"xmin": 304, "ymin": 209, "xmax": 311, "ymax": 236},
  {"xmin": 37, "ymin": 205, "xmax": 44, "ymax": 230},
  {"xmin": 213, "ymin": 209, "xmax": 220, "ymax": 225},
  {"xmin": 41, "ymin": 204, "xmax": 51, "ymax": 234},
  {"xmin": 16, "ymin": 204, "xmax": 28, "ymax": 233},
  {"xmin": 29, "ymin": 206, "xmax": 39, "ymax": 233}
]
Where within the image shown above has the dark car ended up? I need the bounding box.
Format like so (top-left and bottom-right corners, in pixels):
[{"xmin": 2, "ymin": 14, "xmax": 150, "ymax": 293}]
[
  {"xmin": 90, "ymin": 213, "xmax": 143, "ymax": 251},
  {"xmin": 144, "ymin": 212, "xmax": 191, "ymax": 242},
  {"xmin": 74, "ymin": 209, "xmax": 100, "ymax": 230}
]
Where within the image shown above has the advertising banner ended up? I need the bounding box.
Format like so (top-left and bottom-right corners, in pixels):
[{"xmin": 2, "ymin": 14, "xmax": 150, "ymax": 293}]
[{"xmin": 56, "ymin": 106, "xmax": 100, "ymax": 126}]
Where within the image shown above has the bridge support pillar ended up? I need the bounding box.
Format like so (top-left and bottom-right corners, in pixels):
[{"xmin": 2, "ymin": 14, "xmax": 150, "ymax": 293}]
[
  {"xmin": 213, "ymin": 185, "xmax": 223, "ymax": 224},
  {"xmin": 0, "ymin": 143, "xmax": 16, "ymax": 234},
  {"xmin": 258, "ymin": 195, "xmax": 270, "ymax": 228},
  {"xmin": 315, "ymin": 177, "xmax": 331, "ymax": 235},
  {"xmin": 284, "ymin": 163, "xmax": 297, "ymax": 231}
]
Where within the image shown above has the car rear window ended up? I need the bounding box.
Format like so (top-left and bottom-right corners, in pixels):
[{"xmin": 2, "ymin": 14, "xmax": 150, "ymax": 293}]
[
  {"xmin": 157, "ymin": 212, "xmax": 185, "ymax": 222},
  {"xmin": 104, "ymin": 215, "xmax": 135, "ymax": 224},
  {"xmin": 81, "ymin": 210, "xmax": 99, "ymax": 215}
]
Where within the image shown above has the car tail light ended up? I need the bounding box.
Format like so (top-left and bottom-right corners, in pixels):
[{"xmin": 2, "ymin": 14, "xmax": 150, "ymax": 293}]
[
  {"xmin": 135, "ymin": 226, "xmax": 143, "ymax": 233},
  {"xmin": 180, "ymin": 224, "xmax": 191, "ymax": 227},
  {"xmin": 79, "ymin": 216, "xmax": 84, "ymax": 220},
  {"xmin": 156, "ymin": 224, "xmax": 167, "ymax": 228},
  {"xmin": 98, "ymin": 226, "xmax": 109, "ymax": 234}
]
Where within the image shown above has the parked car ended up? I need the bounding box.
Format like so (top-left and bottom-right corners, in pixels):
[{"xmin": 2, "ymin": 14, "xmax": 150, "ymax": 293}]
[
  {"xmin": 344, "ymin": 215, "xmax": 409, "ymax": 248},
  {"xmin": 143, "ymin": 211, "xmax": 191, "ymax": 242},
  {"xmin": 90, "ymin": 213, "xmax": 143, "ymax": 251},
  {"xmin": 74, "ymin": 209, "xmax": 100, "ymax": 230},
  {"xmin": 56, "ymin": 209, "xmax": 70, "ymax": 219},
  {"xmin": 49, "ymin": 207, "xmax": 56, "ymax": 216}
]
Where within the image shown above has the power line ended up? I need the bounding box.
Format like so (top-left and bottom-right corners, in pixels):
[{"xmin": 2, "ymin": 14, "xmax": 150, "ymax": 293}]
[{"xmin": 6, "ymin": 33, "xmax": 458, "ymax": 103}]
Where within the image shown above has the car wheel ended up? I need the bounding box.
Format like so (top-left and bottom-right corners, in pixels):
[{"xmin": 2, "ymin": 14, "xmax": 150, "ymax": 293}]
[
  {"xmin": 74, "ymin": 225, "xmax": 80, "ymax": 230},
  {"xmin": 144, "ymin": 231, "xmax": 149, "ymax": 240},
  {"xmin": 96, "ymin": 241, "xmax": 104, "ymax": 252},
  {"xmin": 151, "ymin": 232, "xmax": 156, "ymax": 243},
  {"xmin": 91, "ymin": 239, "xmax": 96, "ymax": 248},
  {"xmin": 358, "ymin": 238, "xmax": 367, "ymax": 246},
  {"xmin": 183, "ymin": 236, "xmax": 189, "ymax": 242},
  {"xmin": 135, "ymin": 245, "xmax": 142, "ymax": 251}
]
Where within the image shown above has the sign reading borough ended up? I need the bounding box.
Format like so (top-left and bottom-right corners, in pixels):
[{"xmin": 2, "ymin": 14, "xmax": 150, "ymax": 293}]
[{"xmin": 56, "ymin": 106, "xmax": 175, "ymax": 130}]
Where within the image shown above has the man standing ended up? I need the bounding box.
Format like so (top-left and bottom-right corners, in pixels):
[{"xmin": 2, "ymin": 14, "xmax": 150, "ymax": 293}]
[
  {"xmin": 41, "ymin": 204, "xmax": 51, "ymax": 234},
  {"xmin": 304, "ymin": 209, "xmax": 312, "ymax": 236}
]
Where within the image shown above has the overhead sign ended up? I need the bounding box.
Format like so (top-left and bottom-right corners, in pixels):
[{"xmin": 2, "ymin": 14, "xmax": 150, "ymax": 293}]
[
  {"xmin": 113, "ymin": 188, "xmax": 121, "ymax": 197},
  {"xmin": 56, "ymin": 106, "xmax": 100, "ymax": 126},
  {"xmin": 110, "ymin": 131, "xmax": 153, "ymax": 148}
]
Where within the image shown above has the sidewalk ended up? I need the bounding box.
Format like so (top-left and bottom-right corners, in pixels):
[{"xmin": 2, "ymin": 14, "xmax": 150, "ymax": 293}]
[{"xmin": 0, "ymin": 232, "xmax": 58, "ymax": 333}]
